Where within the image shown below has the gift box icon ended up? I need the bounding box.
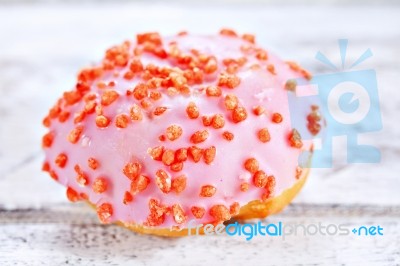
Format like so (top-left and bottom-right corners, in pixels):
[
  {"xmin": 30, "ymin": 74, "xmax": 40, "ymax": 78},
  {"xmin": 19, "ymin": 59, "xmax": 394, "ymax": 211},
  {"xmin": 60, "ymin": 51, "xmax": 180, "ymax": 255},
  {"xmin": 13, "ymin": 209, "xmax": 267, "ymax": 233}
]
[{"xmin": 288, "ymin": 40, "xmax": 382, "ymax": 168}]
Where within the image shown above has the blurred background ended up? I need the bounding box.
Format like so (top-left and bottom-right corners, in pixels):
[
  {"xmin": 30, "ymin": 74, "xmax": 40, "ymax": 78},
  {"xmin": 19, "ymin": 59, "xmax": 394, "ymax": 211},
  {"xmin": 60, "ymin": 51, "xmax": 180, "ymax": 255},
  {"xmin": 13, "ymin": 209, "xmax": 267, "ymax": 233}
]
[{"xmin": 0, "ymin": 0, "xmax": 399, "ymax": 265}]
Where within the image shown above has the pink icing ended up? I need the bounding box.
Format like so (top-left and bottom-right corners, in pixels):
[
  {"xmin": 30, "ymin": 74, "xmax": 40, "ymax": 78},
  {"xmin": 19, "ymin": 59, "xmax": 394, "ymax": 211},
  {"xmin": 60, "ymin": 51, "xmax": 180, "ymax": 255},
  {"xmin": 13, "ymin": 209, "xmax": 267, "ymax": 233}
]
[{"xmin": 42, "ymin": 31, "xmax": 316, "ymax": 228}]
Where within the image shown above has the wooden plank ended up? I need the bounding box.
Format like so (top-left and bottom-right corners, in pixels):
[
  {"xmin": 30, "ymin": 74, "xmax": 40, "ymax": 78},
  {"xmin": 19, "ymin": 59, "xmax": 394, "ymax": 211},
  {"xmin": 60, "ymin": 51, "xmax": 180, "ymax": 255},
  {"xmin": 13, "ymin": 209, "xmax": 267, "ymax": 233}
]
[{"xmin": 0, "ymin": 204, "xmax": 399, "ymax": 265}]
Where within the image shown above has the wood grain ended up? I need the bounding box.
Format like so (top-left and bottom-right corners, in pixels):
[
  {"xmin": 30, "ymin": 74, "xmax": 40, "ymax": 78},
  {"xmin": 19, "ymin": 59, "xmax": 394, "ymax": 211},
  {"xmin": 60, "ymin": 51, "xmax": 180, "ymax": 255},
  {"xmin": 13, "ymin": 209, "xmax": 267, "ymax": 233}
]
[
  {"xmin": 1, "ymin": 204, "xmax": 399, "ymax": 266},
  {"xmin": 0, "ymin": 3, "xmax": 399, "ymax": 265}
]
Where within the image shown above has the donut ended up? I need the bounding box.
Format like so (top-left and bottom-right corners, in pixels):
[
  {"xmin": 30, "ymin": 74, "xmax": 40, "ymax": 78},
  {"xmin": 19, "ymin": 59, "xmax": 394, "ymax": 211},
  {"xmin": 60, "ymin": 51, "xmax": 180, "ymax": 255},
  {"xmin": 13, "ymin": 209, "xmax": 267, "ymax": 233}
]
[{"xmin": 41, "ymin": 29, "xmax": 322, "ymax": 236}]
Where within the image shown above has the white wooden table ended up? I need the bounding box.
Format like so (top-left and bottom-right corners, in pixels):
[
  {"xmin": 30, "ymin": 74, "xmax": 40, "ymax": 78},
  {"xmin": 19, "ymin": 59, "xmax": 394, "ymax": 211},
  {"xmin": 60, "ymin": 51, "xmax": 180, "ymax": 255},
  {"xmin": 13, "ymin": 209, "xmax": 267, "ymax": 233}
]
[{"xmin": 0, "ymin": 3, "xmax": 399, "ymax": 265}]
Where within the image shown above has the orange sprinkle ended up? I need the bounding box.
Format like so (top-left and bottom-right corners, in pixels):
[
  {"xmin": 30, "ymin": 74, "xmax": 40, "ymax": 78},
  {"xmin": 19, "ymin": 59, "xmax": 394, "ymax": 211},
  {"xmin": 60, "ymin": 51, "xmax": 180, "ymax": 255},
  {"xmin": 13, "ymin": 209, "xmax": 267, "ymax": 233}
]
[
  {"xmin": 206, "ymin": 85, "xmax": 222, "ymax": 97},
  {"xmin": 159, "ymin": 135, "xmax": 166, "ymax": 141},
  {"xmin": 43, "ymin": 116, "xmax": 51, "ymax": 127},
  {"xmin": 84, "ymin": 101, "xmax": 97, "ymax": 114},
  {"xmin": 209, "ymin": 204, "xmax": 231, "ymax": 221},
  {"xmin": 191, "ymin": 206, "xmax": 205, "ymax": 219},
  {"xmin": 123, "ymin": 162, "xmax": 142, "ymax": 181},
  {"xmin": 266, "ymin": 175, "xmax": 276, "ymax": 193},
  {"xmin": 63, "ymin": 90, "xmax": 82, "ymax": 105},
  {"xmin": 130, "ymin": 104, "xmax": 143, "ymax": 121},
  {"xmin": 204, "ymin": 57, "xmax": 218, "ymax": 74},
  {"xmin": 133, "ymin": 83, "xmax": 149, "ymax": 100},
  {"xmin": 240, "ymin": 182, "xmax": 249, "ymax": 192},
  {"xmin": 238, "ymin": 57, "xmax": 247, "ymax": 66},
  {"xmin": 97, "ymin": 81, "xmax": 107, "ymax": 89},
  {"xmin": 202, "ymin": 116, "xmax": 212, "ymax": 127},
  {"xmin": 42, "ymin": 132, "xmax": 54, "ymax": 148},
  {"xmin": 83, "ymin": 93, "xmax": 96, "ymax": 102},
  {"xmin": 220, "ymin": 28, "xmax": 237, "ymax": 37},
  {"xmin": 124, "ymin": 71, "xmax": 134, "ymax": 80},
  {"xmin": 258, "ymin": 128, "xmax": 271, "ymax": 143},
  {"xmin": 222, "ymin": 131, "xmax": 234, "ymax": 141},
  {"xmin": 97, "ymin": 203, "xmax": 113, "ymax": 224},
  {"xmin": 95, "ymin": 105, "xmax": 103, "ymax": 115},
  {"xmin": 272, "ymin": 113, "xmax": 283, "ymax": 123},
  {"xmin": 171, "ymin": 72, "xmax": 186, "ymax": 86},
  {"xmin": 200, "ymin": 185, "xmax": 216, "ymax": 197},
  {"xmin": 170, "ymin": 162, "xmax": 183, "ymax": 172},
  {"xmin": 76, "ymin": 172, "xmax": 89, "ymax": 187},
  {"xmin": 307, "ymin": 107, "xmax": 322, "ymax": 136},
  {"xmin": 226, "ymin": 64, "xmax": 239, "ymax": 74},
  {"xmin": 262, "ymin": 176, "xmax": 276, "ymax": 201},
  {"xmin": 55, "ymin": 153, "xmax": 68, "ymax": 168},
  {"xmin": 131, "ymin": 175, "xmax": 150, "ymax": 194},
  {"xmin": 49, "ymin": 170, "xmax": 58, "ymax": 180},
  {"xmin": 253, "ymin": 106, "xmax": 265, "ymax": 116},
  {"xmin": 150, "ymin": 91, "xmax": 162, "ymax": 102},
  {"xmin": 58, "ymin": 111, "xmax": 70, "ymax": 123},
  {"xmin": 218, "ymin": 73, "xmax": 240, "ymax": 89},
  {"xmin": 287, "ymin": 61, "xmax": 300, "ymax": 71},
  {"xmin": 188, "ymin": 146, "xmax": 203, "ymax": 162},
  {"xmin": 285, "ymin": 79, "xmax": 297, "ymax": 91},
  {"xmin": 203, "ymin": 146, "xmax": 216, "ymax": 164},
  {"xmin": 190, "ymin": 130, "xmax": 209, "ymax": 144},
  {"xmin": 95, "ymin": 115, "xmax": 110, "ymax": 128},
  {"xmin": 301, "ymin": 69, "xmax": 312, "ymax": 80},
  {"xmin": 123, "ymin": 191, "xmax": 133, "ymax": 204},
  {"xmin": 74, "ymin": 111, "xmax": 86, "ymax": 124},
  {"xmin": 88, "ymin": 157, "xmax": 99, "ymax": 170},
  {"xmin": 140, "ymin": 99, "xmax": 152, "ymax": 110},
  {"xmin": 232, "ymin": 106, "xmax": 247, "ymax": 123},
  {"xmin": 171, "ymin": 175, "xmax": 187, "ymax": 194},
  {"xmin": 79, "ymin": 192, "xmax": 88, "ymax": 200},
  {"xmin": 166, "ymin": 87, "xmax": 178, "ymax": 96},
  {"xmin": 289, "ymin": 129, "xmax": 303, "ymax": 148},
  {"xmin": 146, "ymin": 198, "xmax": 167, "ymax": 226},
  {"xmin": 242, "ymin": 33, "xmax": 255, "ymax": 43},
  {"xmin": 211, "ymin": 114, "xmax": 225, "ymax": 129},
  {"xmin": 253, "ymin": 170, "xmax": 267, "ymax": 188},
  {"xmin": 101, "ymin": 90, "xmax": 119, "ymax": 106},
  {"xmin": 308, "ymin": 122, "xmax": 321, "ymax": 136},
  {"xmin": 148, "ymin": 146, "xmax": 164, "ymax": 161},
  {"xmin": 175, "ymin": 148, "xmax": 188, "ymax": 162},
  {"xmin": 296, "ymin": 166, "xmax": 303, "ymax": 179},
  {"xmin": 74, "ymin": 164, "xmax": 82, "ymax": 174},
  {"xmin": 49, "ymin": 104, "xmax": 61, "ymax": 119},
  {"xmin": 115, "ymin": 113, "xmax": 130, "ymax": 128},
  {"xmin": 162, "ymin": 149, "xmax": 175, "ymax": 166},
  {"xmin": 129, "ymin": 58, "xmax": 144, "ymax": 73},
  {"xmin": 166, "ymin": 124, "xmax": 183, "ymax": 141},
  {"xmin": 172, "ymin": 204, "xmax": 186, "ymax": 224},
  {"xmin": 42, "ymin": 161, "xmax": 50, "ymax": 172},
  {"xmin": 66, "ymin": 187, "xmax": 80, "ymax": 202},
  {"xmin": 244, "ymin": 158, "xmax": 259, "ymax": 174},
  {"xmin": 155, "ymin": 169, "xmax": 171, "ymax": 193},
  {"xmin": 137, "ymin": 32, "xmax": 162, "ymax": 45},
  {"xmin": 186, "ymin": 102, "xmax": 199, "ymax": 119},
  {"xmin": 153, "ymin": 106, "xmax": 167, "ymax": 116},
  {"xmin": 230, "ymin": 202, "xmax": 240, "ymax": 215},
  {"xmin": 267, "ymin": 175, "xmax": 276, "ymax": 192},
  {"xmin": 267, "ymin": 64, "xmax": 276, "ymax": 75},
  {"xmin": 256, "ymin": 50, "xmax": 268, "ymax": 60},
  {"xmin": 92, "ymin": 177, "xmax": 108, "ymax": 194},
  {"xmin": 76, "ymin": 82, "xmax": 90, "ymax": 93},
  {"xmin": 68, "ymin": 126, "xmax": 84, "ymax": 144}
]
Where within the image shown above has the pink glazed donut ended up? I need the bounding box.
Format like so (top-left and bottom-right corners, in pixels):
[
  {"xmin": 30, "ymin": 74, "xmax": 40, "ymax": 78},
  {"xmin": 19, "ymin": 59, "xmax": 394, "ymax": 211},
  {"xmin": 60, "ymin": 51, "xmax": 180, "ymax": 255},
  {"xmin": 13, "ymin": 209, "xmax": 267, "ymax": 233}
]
[{"xmin": 42, "ymin": 29, "xmax": 322, "ymax": 236}]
